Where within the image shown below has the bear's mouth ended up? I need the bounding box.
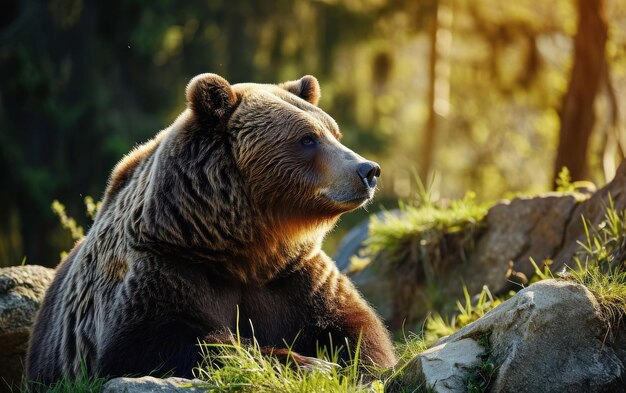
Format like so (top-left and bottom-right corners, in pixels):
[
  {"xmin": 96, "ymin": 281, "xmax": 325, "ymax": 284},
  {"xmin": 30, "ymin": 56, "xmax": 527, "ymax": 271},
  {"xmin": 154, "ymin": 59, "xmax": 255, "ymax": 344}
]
[{"xmin": 322, "ymin": 189, "xmax": 374, "ymax": 210}]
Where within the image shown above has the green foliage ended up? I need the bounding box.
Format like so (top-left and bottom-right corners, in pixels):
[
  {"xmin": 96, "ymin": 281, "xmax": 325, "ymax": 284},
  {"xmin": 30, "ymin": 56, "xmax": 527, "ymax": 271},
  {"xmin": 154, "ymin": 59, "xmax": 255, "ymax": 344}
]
[
  {"xmin": 554, "ymin": 166, "xmax": 597, "ymax": 194},
  {"xmin": 423, "ymin": 286, "xmax": 509, "ymax": 345},
  {"xmin": 52, "ymin": 197, "xmax": 100, "ymax": 258},
  {"xmin": 361, "ymin": 190, "xmax": 487, "ymax": 265},
  {"xmin": 528, "ymin": 257, "xmax": 555, "ymax": 283},
  {"xmin": 195, "ymin": 342, "xmax": 378, "ymax": 393},
  {"xmin": 555, "ymin": 167, "xmax": 575, "ymax": 192},
  {"xmin": 564, "ymin": 197, "xmax": 626, "ymax": 323},
  {"xmin": 575, "ymin": 196, "xmax": 625, "ymax": 272},
  {"xmin": 194, "ymin": 323, "xmax": 384, "ymax": 392},
  {"xmin": 52, "ymin": 196, "xmax": 100, "ymax": 242},
  {"xmin": 21, "ymin": 360, "xmax": 106, "ymax": 393},
  {"xmin": 569, "ymin": 262, "xmax": 626, "ymax": 327},
  {"xmin": 84, "ymin": 196, "xmax": 102, "ymax": 220},
  {"xmin": 383, "ymin": 332, "xmax": 429, "ymax": 393},
  {"xmin": 394, "ymin": 332, "xmax": 428, "ymax": 366},
  {"xmin": 28, "ymin": 375, "xmax": 105, "ymax": 393},
  {"xmin": 51, "ymin": 200, "xmax": 85, "ymax": 241}
]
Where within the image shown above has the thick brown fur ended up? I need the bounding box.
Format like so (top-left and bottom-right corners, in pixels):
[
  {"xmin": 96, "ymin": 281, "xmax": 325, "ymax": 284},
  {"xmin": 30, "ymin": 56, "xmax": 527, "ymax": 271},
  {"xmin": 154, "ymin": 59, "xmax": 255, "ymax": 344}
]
[{"xmin": 26, "ymin": 73, "xmax": 396, "ymax": 385}]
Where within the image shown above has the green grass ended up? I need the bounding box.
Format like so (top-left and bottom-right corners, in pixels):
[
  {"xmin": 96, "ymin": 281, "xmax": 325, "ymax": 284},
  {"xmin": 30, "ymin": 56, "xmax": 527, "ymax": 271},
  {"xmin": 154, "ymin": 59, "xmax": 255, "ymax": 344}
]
[
  {"xmin": 382, "ymin": 332, "xmax": 429, "ymax": 393},
  {"xmin": 18, "ymin": 360, "xmax": 106, "ymax": 393},
  {"xmin": 28, "ymin": 376, "xmax": 106, "ymax": 393},
  {"xmin": 361, "ymin": 191, "xmax": 487, "ymax": 262},
  {"xmin": 394, "ymin": 332, "xmax": 428, "ymax": 366},
  {"xmin": 51, "ymin": 196, "xmax": 101, "ymax": 259},
  {"xmin": 193, "ymin": 334, "xmax": 385, "ymax": 392},
  {"xmin": 563, "ymin": 196, "xmax": 626, "ymax": 330},
  {"xmin": 51, "ymin": 200, "xmax": 85, "ymax": 241},
  {"xmin": 423, "ymin": 286, "xmax": 510, "ymax": 345},
  {"xmin": 189, "ymin": 309, "xmax": 383, "ymax": 392}
]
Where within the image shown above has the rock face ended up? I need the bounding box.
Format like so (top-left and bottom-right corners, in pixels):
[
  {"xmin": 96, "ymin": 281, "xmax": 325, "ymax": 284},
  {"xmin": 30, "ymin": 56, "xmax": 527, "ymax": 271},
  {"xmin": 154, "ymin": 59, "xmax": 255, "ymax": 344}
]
[
  {"xmin": 101, "ymin": 376, "xmax": 210, "ymax": 393},
  {"xmin": 553, "ymin": 161, "xmax": 626, "ymax": 272},
  {"xmin": 0, "ymin": 265, "xmax": 55, "ymax": 391},
  {"xmin": 389, "ymin": 280, "xmax": 626, "ymax": 393},
  {"xmin": 464, "ymin": 193, "xmax": 579, "ymax": 293}
]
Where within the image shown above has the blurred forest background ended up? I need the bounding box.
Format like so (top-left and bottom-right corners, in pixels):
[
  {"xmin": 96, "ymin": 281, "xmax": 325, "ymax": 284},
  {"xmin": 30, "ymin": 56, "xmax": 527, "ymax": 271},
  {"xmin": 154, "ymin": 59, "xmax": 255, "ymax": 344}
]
[{"xmin": 1, "ymin": 0, "xmax": 625, "ymax": 267}]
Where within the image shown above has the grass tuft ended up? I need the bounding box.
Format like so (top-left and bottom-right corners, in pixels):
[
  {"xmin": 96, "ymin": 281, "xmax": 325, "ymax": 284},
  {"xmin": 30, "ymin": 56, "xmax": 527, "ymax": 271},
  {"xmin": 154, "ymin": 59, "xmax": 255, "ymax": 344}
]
[
  {"xmin": 20, "ymin": 360, "xmax": 106, "ymax": 393},
  {"xmin": 561, "ymin": 196, "xmax": 626, "ymax": 332},
  {"xmin": 51, "ymin": 200, "xmax": 85, "ymax": 241},
  {"xmin": 194, "ymin": 313, "xmax": 384, "ymax": 392},
  {"xmin": 193, "ymin": 337, "xmax": 384, "ymax": 393},
  {"xmin": 362, "ymin": 192, "xmax": 487, "ymax": 263},
  {"xmin": 423, "ymin": 285, "xmax": 510, "ymax": 345}
]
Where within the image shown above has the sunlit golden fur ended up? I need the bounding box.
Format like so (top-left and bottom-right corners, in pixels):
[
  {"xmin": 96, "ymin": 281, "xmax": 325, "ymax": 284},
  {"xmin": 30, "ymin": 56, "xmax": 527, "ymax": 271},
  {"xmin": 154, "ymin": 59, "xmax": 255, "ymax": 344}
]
[{"xmin": 26, "ymin": 74, "xmax": 395, "ymax": 386}]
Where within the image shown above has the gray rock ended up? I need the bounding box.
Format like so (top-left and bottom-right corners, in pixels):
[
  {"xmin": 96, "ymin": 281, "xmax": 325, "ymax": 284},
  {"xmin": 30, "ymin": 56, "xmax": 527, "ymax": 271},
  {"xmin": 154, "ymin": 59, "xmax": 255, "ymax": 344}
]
[
  {"xmin": 390, "ymin": 280, "xmax": 626, "ymax": 392},
  {"xmin": 101, "ymin": 376, "xmax": 211, "ymax": 393},
  {"xmin": 0, "ymin": 265, "xmax": 55, "ymax": 390},
  {"xmin": 394, "ymin": 338, "xmax": 484, "ymax": 393},
  {"xmin": 465, "ymin": 193, "xmax": 579, "ymax": 294}
]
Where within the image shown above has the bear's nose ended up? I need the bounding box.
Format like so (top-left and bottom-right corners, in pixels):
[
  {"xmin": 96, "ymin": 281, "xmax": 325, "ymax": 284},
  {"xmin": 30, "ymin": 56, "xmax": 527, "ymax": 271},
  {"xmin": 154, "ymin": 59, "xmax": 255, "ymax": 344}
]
[{"xmin": 357, "ymin": 161, "xmax": 381, "ymax": 188}]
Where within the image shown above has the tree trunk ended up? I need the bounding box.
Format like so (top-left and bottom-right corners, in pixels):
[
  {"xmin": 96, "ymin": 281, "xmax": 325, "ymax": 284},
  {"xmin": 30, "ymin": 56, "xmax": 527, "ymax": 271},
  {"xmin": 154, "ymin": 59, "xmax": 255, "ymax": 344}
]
[
  {"xmin": 420, "ymin": 1, "xmax": 452, "ymax": 182},
  {"xmin": 553, "ymin": 0, "xmax": 608, "ymax": 185},
  {"xmin": 420, "ymin": 5, "xmax": 439, "ymax": 183}
]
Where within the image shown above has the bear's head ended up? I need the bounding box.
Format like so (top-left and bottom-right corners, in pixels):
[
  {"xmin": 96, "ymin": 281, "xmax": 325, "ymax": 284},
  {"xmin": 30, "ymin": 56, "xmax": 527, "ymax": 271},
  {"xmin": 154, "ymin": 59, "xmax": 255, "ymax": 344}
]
[
  {"xmin": 187, "ymin": 74, "xmax": 380, "ymax": 220},
  {"xmin": 109, "ymin": 73, "xmax": 380, "ymax": 280},
  {"xmin": 185, "ymin": 73, "xmax": 379, "ymax": 218}
]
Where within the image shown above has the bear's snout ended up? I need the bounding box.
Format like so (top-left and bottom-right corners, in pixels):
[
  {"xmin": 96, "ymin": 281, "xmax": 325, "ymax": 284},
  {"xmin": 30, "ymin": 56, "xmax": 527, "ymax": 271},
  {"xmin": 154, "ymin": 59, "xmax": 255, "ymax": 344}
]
[{"xmin": 356, "ymin": 161, "xmax": 381, "ymax": 189}]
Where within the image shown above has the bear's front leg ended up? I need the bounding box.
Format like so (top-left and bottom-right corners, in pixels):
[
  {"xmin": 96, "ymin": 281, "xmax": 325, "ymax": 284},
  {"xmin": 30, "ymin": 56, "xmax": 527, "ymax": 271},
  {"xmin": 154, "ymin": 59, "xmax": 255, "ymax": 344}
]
[{"xmin": 303, "ymin": 252, "xmax": 397, "ymax": 370}]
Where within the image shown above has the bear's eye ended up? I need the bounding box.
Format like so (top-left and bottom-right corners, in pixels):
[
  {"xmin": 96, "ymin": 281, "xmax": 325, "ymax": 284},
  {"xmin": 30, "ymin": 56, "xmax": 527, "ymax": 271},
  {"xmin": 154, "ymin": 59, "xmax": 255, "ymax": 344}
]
[{"xmin": 300, "ymin": 135, "xmax": 317, "ymax": 147}]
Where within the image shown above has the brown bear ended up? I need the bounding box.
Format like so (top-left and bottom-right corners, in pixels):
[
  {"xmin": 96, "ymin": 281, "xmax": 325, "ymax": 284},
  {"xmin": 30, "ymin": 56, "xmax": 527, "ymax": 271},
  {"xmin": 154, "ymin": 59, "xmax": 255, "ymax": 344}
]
[{"xmin": 26, "ymin": 73, "xmax": 396, "ymax": 385}]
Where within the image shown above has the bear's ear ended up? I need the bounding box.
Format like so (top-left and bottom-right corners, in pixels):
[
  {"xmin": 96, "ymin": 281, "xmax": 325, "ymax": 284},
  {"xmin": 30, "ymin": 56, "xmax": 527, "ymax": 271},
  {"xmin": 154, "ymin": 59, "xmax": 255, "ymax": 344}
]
[
  {"xmin": 186, "ymin": 73, "xmax": 237, "ymax": 127},
  {"xmin": 279, "ymin": 75, "xmax": 321, "ymax": 106}
]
